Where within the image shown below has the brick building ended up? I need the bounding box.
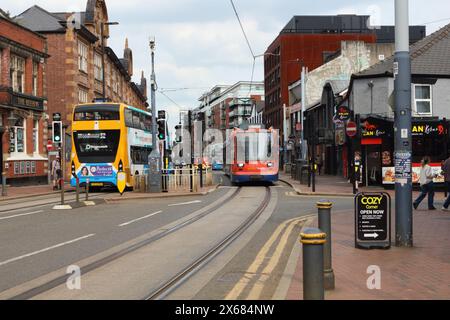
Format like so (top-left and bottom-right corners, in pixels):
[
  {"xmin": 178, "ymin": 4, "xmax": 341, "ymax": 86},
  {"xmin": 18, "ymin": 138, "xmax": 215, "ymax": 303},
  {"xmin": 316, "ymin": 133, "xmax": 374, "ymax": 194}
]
[
  {"xmin": 0, "ymin": 13, "xmax": 49, "ymax": 185},
  {"xmin": 15, "ymin": 0, "xmax": 148, "ymax": 135},
  {"xmin": 263, "ymin": 15, "xmax": 426, "ymax": 138}
]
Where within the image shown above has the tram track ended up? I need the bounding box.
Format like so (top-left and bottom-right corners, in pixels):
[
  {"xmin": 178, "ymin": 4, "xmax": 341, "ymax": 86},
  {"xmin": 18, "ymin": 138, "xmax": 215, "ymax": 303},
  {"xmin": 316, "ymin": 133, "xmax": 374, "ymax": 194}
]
[
  {"xmin": 145, "ymin": 186, "xmax": 271, "ymax": 300},
  {"xmin": 8, "ymin": 186, "xmax": 243, "ymax": 300}
]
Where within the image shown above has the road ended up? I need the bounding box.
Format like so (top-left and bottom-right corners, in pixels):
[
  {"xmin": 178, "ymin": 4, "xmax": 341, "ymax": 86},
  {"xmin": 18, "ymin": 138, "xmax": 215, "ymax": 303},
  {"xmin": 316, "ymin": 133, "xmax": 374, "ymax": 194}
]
[{"xmin": 0, "ymin": 172, "xmax": 354, "ymax": 299}]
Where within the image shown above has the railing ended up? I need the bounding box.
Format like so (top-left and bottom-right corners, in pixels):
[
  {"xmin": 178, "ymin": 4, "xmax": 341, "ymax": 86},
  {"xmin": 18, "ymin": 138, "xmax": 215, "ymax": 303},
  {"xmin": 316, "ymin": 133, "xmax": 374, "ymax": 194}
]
[{"xmin": 133, "ymin": 167, "xmax": 213, "ymax": 193}]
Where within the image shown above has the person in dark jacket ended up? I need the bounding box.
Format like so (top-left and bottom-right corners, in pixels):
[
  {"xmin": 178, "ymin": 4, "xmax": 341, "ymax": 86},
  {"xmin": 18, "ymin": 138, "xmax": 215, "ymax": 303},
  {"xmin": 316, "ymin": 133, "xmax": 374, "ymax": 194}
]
[{"xmin": 441, "ymin": 156, "xmax": 450, "ymax": 211}]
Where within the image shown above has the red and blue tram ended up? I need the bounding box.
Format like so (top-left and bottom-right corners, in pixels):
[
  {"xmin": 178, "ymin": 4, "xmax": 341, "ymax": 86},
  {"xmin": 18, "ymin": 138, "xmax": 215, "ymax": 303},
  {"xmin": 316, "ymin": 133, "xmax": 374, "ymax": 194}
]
[{"xmin": 224, "ymin": 126, "xmax": 279, "ymax": 184}]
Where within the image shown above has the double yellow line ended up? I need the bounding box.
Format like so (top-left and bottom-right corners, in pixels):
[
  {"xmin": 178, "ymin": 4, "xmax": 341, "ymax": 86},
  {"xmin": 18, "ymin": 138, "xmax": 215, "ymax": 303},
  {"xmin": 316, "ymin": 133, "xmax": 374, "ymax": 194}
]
[{"xmin": 225, "ymin": 215, "xmax": 314, "ymax": 300}]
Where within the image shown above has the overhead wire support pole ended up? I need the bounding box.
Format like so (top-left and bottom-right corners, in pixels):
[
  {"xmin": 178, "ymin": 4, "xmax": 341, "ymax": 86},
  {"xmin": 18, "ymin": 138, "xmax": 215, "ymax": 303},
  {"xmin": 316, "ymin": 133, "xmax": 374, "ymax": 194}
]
[
  {"xmin": 147, "ymin": 36, "xmax": 162, "ymax": 193},
  {"xmin": 394, "ymin": 0, "xmax": 413, "ymax": 247}
]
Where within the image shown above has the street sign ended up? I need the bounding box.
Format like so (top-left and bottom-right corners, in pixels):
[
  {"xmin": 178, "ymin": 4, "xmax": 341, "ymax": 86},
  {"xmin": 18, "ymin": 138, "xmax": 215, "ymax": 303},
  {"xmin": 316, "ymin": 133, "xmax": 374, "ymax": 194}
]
[
  {"xmin": 117, "ymin": 171, "xmax": 127, "ymax": 195},
  {"xmin": 355, "ymin": 192, "xmax": 391, "ymax": 249},
  {"xmin": 53, "ymin": 113, "xmax": 61, "ymax": 121},
  {"xmin": 346, "ymin": 121, "xmax": 357, "ymax": 137},
  {"xmin": 336, "ymin": 106, "xmax": 351, "ymax": 121},
  {"xmin": 158, "ymin": 110, "xmax": 166, "ymax": 120},
  {"xmin": 47, "ymin": 140, "xmax": 53, "ymax": 151}
]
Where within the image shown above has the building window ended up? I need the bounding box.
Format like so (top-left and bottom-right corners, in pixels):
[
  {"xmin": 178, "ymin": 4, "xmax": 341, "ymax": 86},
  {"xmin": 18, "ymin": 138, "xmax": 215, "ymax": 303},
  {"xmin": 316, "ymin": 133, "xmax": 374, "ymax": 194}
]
[
  {"xmin": 78, "ymin": 87, "xmax": 88, "ymax": 103},
  {"xmin": 9, "ymin": 117, "xmax": 25, "ymax": 154},
  {"xmin": 10, "ymin": 55, "xmax": 25, "ymax": 93},
  {"xmin": 32, "ymin": 61, "xmax": 39, "ymax": 96},
  {"xmin": 33, "ymin": 119, "xmax": 39, "ymax": 154},
  {"xmin": 78, "ymin": 41, "xmax": 88, "ymax": 73},
  {"xmin": 105, "ymin": 62, "xmax": 110, "ymax": 87},
  {"xmin": 94, "ymin": 53, "xmax": 103, "ymax": 81},
  {"xmin": 414, "ymin": 85, "xmax": 432, "ymax": 115},
  {"xmin": 112, "ymin": 71, "xmax": 118, "ymax": 93}
]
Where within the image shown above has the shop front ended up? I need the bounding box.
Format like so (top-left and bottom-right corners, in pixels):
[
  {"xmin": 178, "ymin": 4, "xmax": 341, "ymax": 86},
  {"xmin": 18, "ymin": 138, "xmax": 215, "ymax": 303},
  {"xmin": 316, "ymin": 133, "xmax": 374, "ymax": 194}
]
[{"xmin": 349, "ymin": 116, "xmax": 449, "ymax": 187}]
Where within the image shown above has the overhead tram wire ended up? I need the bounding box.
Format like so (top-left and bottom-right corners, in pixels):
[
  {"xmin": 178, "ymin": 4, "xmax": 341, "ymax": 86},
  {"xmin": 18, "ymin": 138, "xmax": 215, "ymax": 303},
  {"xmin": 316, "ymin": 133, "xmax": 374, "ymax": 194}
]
[
  {"xmin": 229, "ymin": 0, "xmax": 256, "ymax": 59},
  {"xmin": 229, "ymin": 0, "xmax": 257, "ymax": 98}
]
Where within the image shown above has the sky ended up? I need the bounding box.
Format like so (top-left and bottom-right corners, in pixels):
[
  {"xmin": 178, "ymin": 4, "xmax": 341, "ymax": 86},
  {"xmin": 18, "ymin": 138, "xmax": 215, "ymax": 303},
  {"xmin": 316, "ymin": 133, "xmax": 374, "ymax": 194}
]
[{"xmin": 3, "ymin": 0, "xmax": 450, "ymax": 131}]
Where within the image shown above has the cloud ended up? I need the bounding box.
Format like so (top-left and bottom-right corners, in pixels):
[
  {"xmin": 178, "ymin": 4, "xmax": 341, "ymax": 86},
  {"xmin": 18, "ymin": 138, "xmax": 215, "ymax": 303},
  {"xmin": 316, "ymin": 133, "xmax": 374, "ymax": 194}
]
[{"xmin": 6, "ymin": 0, "xmax": 450, "ymax": 133}]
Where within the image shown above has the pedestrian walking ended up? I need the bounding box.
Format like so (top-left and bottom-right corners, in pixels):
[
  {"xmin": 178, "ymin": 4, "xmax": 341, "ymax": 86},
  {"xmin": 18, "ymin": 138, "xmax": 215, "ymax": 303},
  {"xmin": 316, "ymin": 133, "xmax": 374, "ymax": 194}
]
[
  {"xmin": 413, "ymin": 156, "xmax": 437, "ymax": 210},
  {"xmin": 441, "ymin": 156, "xmax": 450, "ymax": 211},
  {"xmin": 316, "ymin": 155, "xmax": 323, "ymax": 175},
  {"xmin": 51, "ymin": 155, "xmax": 62, "ymax": 191}
]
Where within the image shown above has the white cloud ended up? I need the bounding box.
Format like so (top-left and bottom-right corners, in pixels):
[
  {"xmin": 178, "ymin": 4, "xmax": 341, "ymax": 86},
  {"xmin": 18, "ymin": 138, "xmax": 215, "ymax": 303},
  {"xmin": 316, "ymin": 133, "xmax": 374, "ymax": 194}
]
[{"xmin": 5, "ymin": 0, "xmax": 450, "ymax": 133}]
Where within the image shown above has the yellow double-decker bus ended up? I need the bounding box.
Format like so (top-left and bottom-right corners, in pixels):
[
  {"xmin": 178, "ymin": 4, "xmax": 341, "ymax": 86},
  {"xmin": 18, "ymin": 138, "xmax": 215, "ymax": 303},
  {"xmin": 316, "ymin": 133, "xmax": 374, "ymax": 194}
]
[{"xmin": 70, "ymin": 102, "xmax": 153, "ymax": 190}]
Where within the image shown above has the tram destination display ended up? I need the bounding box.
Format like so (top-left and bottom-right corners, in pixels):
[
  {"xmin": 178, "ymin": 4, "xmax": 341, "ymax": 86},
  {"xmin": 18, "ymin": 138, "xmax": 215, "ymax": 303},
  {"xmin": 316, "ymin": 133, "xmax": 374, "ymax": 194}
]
[{"xmin": 355, "ymin": 193, "xmax": 391, "ymax": 249}]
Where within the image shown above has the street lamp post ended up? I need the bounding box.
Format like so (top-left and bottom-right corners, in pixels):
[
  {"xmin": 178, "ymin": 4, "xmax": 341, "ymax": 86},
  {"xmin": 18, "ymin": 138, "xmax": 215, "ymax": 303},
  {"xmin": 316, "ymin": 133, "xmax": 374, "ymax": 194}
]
[
  {"xmin": 147, "ymin": 37, "xmax": 162, "ymax": 193},
  {"xmin": 100, "ymin": 21, "xmax": 119, "ymax": 99},
  {"xmin": 394, "ymin": 0, "xmax": 413, "ymax": 247}
]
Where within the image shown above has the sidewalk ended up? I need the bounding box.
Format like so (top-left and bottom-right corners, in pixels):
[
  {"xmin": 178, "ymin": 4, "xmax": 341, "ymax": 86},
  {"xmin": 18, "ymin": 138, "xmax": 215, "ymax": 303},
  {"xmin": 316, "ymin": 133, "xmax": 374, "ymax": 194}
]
[
  {"xmin": 0, "ymin": 183, "xmax": 75, "ymax": 202},
  {"xmin": 285, "ymin": 208, "xmax": 450, "ymax": 300},
  {"xmin": 280, "ymin": 173, "xmax": 435, "ymax": 199},
  {"xmin": 282, "ymin": 172, "xmax": 450, "ymax": 299}
]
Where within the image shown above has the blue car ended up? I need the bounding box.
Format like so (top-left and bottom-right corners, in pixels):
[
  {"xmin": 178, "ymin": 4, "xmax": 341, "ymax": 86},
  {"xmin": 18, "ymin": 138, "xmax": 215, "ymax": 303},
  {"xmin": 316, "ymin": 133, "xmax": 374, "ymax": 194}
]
[{"xmin": 212, "ymin": 162, "xmax": 224, "ymax": 171}]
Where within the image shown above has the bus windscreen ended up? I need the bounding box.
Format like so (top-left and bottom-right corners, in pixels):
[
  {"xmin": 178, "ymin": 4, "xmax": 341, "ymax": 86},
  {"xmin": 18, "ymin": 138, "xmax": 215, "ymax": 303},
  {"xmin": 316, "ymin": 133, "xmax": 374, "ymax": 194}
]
[{"xmin": 73, "ymin": 130, "xmax": 120, "ymax": 163}]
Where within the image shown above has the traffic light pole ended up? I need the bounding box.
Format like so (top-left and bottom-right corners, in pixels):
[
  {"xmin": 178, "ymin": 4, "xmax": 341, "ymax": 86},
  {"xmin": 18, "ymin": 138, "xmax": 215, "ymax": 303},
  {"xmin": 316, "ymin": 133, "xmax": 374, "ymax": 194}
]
[
  {"xmin": 60, "ymin": 126, "xmax": 65, "ymax": 205},
  {"xmin": 188, "ymin": 110, "xmax": 194, "ymax": 192}
]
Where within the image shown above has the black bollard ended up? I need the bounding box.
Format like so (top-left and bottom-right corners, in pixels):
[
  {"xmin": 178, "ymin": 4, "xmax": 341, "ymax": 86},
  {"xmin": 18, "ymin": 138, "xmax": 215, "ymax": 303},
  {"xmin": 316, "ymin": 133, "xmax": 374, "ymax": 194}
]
[
  {"xmin": 317, "ymin": 201, "xmax": 335, "ymax": 290},
  {"xmin": 300, "ymin": 227, "xmax": 326, "ymax": 300}
]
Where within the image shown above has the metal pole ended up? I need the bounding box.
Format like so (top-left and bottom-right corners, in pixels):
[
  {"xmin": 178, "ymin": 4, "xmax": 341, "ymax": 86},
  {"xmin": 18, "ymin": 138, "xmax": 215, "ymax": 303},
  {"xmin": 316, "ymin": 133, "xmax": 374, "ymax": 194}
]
[
  {"xmin": 312, "ymin": 136, "xmax": 316, "ymax": 193},
  {"xmin": 85, "ymin": 178, "xmax": 89, "ymax": 201},
  {"xmin": 317, "ymin": 201, "xmax": 335, "ymax": 290},
  {"xmin": 1, "ymin": 129, "xmax": 6, "ymax": 196},
  {"xmin": 394, "ymin": 0, "xmax": 413, "ymax": 247},
  {"xmin": 76, "ymin": 177, "xmax": 80, "ymax": 203},
  {"xmin": 301, "ymin": 66, "xmax": 307, "ymax": 160},
  {"xmin": 300, "ymin": 227, "xmax": 326, "ymax": 300},
  {"xmin": 283, "ymin": 104, "xmax": 288, "ymax": 169},
  {"xmin": 188, "ymin": 110, "xmax": 194, "ymax": 192},
  {"xmin": 60, "ymin": 127, "xmax": 65, "ymax": 205},
  {"xmin": 148, "ymin": 37, "xmax": 161, "ymax": 193},
  {"xmin": 150, "ymin": 41, "xmax": 157, "ymax": 154}
]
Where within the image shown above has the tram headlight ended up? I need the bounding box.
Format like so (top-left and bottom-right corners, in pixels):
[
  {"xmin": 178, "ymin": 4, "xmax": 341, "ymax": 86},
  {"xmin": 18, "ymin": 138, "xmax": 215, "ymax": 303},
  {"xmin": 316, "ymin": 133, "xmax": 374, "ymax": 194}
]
[
  {"xmin": 267, "ymin": 162, "xmax": 274, "ymax": 167},
  {"xmin": 237, "ymin": 163, "xmax": 244, "ymax": 168}
]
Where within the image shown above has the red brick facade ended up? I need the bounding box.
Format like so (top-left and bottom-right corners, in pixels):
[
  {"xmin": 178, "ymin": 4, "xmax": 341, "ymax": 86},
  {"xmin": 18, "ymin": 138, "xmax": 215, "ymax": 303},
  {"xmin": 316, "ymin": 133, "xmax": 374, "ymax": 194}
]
[
  {"xmin": 264, "ymin": 33, "xmax": 376, "ymax": 132},
  {"xmin": 0, "ymin": 16, "xmax": 49, "ymax": 185},
  {"xmin": 41, "ymin": 7, "xmax": 148, "ymax": 130}
]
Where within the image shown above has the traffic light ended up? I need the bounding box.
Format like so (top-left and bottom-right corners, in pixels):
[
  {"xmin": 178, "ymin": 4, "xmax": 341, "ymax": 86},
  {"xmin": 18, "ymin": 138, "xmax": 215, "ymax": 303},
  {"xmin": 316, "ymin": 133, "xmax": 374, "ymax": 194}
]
[
  {"xmin": 52, "ymin": 121, "xmax": 62, "ymax": 144},
  {"xmin": 157, "ymin": 119, "xmax": 166, "ymax": 140},
  {"xmin": 175, "ymin": 124, "xmax": 182, "ymax": 142}
]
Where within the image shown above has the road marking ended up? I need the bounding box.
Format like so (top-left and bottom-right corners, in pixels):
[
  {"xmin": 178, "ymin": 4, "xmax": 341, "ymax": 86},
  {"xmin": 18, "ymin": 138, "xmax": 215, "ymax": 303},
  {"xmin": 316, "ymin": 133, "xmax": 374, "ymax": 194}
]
[
  {"xmin": 118, "ymin": 211, "xmax": 163, "ymax": 227},
  {"xmin": 0, "ymin": 210, "xmax": 44, "ymax": 221},
  {"xmin": 168, "ymin": 200, "xmax": 202, "ymax": 207},
  {"xmin": 225, "ymin": 217, "xmax": 300, "ymax": 300},
  {"xmin": 0, "ymin": 234, "xmax": 95, "ymax": 267},
  {"xmin": 225, "ymin": 215, "xmax": 314, "ymax": 300},
  {"xmin": 245, "ymin": 218, "xmax": 304, "ymax": 299}
]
